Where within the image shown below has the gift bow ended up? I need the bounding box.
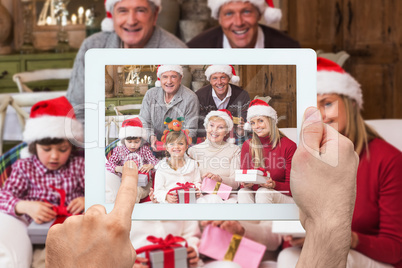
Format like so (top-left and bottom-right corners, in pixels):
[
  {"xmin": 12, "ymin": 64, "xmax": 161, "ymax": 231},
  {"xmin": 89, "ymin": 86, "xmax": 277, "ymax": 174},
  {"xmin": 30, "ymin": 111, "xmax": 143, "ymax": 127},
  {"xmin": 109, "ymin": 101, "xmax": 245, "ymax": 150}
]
[
  {"xmin": 168, "ymin": 182, "xmax": 196, "ymax": 203},
  {"xmin": 135, "ymin": 235, "xmax": 188, "ymax": 268},
  {"xmin": 49, "ymin": 186, "xmax": 72, "ymax": 217}
]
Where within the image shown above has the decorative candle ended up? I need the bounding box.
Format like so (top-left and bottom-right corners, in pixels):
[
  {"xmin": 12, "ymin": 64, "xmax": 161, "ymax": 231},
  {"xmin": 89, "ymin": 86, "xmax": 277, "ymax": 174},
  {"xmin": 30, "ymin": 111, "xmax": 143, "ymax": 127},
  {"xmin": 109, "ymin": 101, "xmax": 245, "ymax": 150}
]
[
  {"xmin": 85, "ymin": 9, "xmax": 91, "ymax": 24},
  {"xmin": 78, "ymin": 7, "xmax": 84, "ymax": 24},
  {"xmin": 117, "ymin": 66, "xmax": 123, "ymax": 73},
  {"xmin": 71, "ymin": 14, "xmax": 77, "ymax": 25}
]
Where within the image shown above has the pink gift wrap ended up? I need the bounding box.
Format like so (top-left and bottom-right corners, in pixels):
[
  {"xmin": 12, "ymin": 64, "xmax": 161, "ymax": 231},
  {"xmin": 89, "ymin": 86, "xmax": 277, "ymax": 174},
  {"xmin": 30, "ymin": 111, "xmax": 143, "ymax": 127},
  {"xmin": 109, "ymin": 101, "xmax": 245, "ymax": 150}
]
[
  {"xmin": 199, "ymin": 225, "xmax": 266, "ymax": 268},
  {"xmin": 201, "ymin": 177, "xmax": 232, "ymax": 200}
]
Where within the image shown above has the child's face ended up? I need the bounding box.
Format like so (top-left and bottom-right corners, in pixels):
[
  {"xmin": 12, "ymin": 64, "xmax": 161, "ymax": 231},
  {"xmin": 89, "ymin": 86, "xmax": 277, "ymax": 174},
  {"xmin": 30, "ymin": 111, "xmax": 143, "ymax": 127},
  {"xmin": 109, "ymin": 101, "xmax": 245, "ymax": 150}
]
[
  {"xmin": 36, "ymin": 140, "xmax": 72, "ymax": 170},
  {"xmin": 125, "ymin": 138, "xmax": 142, "ymax": 152},
  {"xmin": 166, "ymin": 137, "xmax": 188, "ymax": 158}
]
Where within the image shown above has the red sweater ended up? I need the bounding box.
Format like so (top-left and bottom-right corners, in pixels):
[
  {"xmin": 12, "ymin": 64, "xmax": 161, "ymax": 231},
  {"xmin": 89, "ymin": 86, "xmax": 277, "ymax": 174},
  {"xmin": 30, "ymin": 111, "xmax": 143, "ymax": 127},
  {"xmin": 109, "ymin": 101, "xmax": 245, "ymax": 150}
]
[
  {"xmin": 353, "ymin": 138, "xmax": 402, "ymax": 267},
  {"xmin": 240, "ymin": 136, "xmax": 296, "ymax": 196}
]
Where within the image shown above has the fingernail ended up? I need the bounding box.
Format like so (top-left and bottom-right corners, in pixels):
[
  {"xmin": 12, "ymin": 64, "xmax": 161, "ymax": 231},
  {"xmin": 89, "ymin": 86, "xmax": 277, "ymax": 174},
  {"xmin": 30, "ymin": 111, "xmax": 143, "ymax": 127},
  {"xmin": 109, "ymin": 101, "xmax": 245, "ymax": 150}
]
[
  {"xmin": 126, "ymin": 160, "xmax": 136, "ymax": 169},
  {"xmin": 304, "ymin": 107, "xmax": 321, "ymax": 122}
]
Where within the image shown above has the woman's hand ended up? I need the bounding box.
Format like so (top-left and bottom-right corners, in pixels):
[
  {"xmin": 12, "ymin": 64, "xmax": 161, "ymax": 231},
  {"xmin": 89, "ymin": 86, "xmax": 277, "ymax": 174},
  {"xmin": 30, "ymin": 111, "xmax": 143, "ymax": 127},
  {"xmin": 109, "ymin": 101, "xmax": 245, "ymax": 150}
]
[
  {"xmin": 187, "ymin": 246, "xmax": 199, "ymax": 267},
  {"xmin": 260, "ymin": 178, "xmax": 276, "ymax": 189},
  {"xmin": 149, "ymin": 188, "xmax": 159, "ymax": 203},
  {"xmin": 67, "ymin": 197, "xmax": 85, "ymax": 215},
  {"xmin": 203, "ymin": 173, "xmax": 223, "ymax": 182},
  {"xmin": 139, "ymin": 164, "xmax": 154, "ymax": 173},
  {"xmin": 241, "ymin": 182, "xmax": 254, "ymax": 188},
  {"xmin": 166, "ymin": 192, "xmax": 178, "ymax": 203},
  {"xmin": 15, "ymin": 200, "xmax": 57, "ymax": 224},
  {"xmin": 284, "ymin": 235, "xmax": 305, "ymax": 247},
  {"xmin": 195, "ymin": 188, "xmax": 201, "ymax": 198}
]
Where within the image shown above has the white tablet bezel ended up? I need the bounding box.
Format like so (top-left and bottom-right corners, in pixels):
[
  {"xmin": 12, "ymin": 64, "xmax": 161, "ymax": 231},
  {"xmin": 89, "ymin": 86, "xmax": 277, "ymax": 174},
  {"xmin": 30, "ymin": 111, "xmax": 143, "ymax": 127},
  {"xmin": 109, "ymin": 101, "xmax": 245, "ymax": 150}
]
[{"xmin": 85, "ymin": 48, "xmax": 316, "ymax": 220}]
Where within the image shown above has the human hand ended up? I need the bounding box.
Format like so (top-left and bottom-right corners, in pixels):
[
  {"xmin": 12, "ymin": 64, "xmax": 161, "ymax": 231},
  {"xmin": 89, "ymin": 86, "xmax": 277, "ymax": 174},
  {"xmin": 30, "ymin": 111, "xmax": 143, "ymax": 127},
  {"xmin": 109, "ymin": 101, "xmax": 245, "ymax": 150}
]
[
  {"xmin": 166, "ymin": 192, "xmax": 178, "ymax": 203},
  {"xmin": 133, "ymin": 256, "xmax": 149, "ymax": 268},
  {"xmin": 46, "ymin": 160, "xmax": 139, "ymax": 267},
  {"xmin": 195, "ymin": 187, "xmax": 201, "ymax": 198},
  {"xmin": 351, "ymin": 231, "xmax": 359, "ymax": 249},
  {"xmin": 200, "ymin": 221, "xmax": 245, "ymax": 236},
  {"xmin": 148, "ymin": 188, "xmax": 159, "ymax": 203},
  {"xmin": 291, "ymin": 107, "xmax": 358, "ymax": 267},
  {"xmin": 150, "ymin": 136, "xmax": 158, "ymax": 151},
  {"xmin": 15, "ymin": 200, "xmax": 57, "ymax": 224},
  {"xmin": 260, "ymin": 178, "xmax": 275, "ymax": 189},
  {"xmin": 204, "ymin": 173, "xmax": 223, "ymax": 182},
  {"xmin": 139, "ymin": 164, "xmax": 154, "ymax": 173},
  {"xmin": 187, "ymin": 246, "xmax": 199, "ymax": 267},
  {"xmin": 241, "ymin": 182, "xmax": 254, "ymax": 188},
  {"xmin": 67, "ymin": 197, "xmax": 85, "ymax": 215},
  {"xmin": 115, "ymin": 165, "xmax": 123, "ymax": 173},
  {"xmin": 283, "ymin": 235, "xmax": 305, "ymax": 247}
]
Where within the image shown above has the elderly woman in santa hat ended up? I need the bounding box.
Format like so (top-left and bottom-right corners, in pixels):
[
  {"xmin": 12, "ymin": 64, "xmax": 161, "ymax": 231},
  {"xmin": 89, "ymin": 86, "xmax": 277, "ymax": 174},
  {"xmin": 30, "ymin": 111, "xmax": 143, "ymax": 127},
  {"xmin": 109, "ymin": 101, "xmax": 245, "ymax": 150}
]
[
  {"xmin": 189, "ymin": 109, "xmax": 240, "ymax": 203},
  {"xmin": 237, "ymin": 99, "xmax": 296, "ymax": 204},
  {"xmin": 277, "ymin": 58, "xmax": 402, "ymax": 268}
]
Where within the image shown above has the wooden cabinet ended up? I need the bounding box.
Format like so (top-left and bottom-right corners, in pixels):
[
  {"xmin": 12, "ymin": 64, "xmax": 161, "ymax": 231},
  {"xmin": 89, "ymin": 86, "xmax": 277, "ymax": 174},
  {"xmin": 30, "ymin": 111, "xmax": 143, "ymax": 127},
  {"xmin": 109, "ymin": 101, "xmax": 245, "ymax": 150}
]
[
  {"xmin": 286, "ymin": 0, "xmax": 402, "ymax": 119},
  {"xmin": 105, "ymin": 96, "xmax": 144, "ymax": 116},
  {"xmin": 0, "ymin": 52, "xmax": 76, "ymax": 93}
]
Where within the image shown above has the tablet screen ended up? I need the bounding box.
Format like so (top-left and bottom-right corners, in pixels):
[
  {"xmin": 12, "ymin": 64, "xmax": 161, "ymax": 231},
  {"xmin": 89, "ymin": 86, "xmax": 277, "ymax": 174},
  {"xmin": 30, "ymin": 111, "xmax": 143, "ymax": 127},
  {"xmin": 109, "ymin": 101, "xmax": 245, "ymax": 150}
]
[{"xmin": 85, "ymin": 49, "xmax": 316, "ymax": 220}]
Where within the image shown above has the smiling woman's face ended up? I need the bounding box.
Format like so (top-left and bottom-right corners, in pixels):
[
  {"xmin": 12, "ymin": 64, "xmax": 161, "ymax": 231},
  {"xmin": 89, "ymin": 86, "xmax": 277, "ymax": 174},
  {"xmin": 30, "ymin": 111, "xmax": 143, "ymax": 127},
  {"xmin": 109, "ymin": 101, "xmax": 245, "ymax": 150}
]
[
  {"xmin": 113, "ymin": 0, "xmax": 158, "ymax": 48},
  {"xmin": 317, "ymin": 93, "xmax": 347, "ymax": 135},
  {"xmin": 206, "ymin": 118, "xmax": 228, "ymax": 143}
]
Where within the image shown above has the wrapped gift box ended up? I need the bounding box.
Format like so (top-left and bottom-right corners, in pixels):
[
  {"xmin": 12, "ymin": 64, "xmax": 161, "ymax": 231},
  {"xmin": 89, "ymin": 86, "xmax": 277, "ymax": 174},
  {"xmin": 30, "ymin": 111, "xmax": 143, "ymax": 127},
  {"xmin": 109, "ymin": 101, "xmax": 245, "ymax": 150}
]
[
  {"xmin": 155, "ymin": 141, "xmax": 166, "ymax": 151},
  {"xmin": 235, "ymin": 169, "xmax": 269, "ymax": 184},
  {"xmin": 176, "ymin": 188, "xmax": 196, "ymax": 203},
  {"xmin": 272, "ymin": 221, "xmax": 306, "ymax": 238},
  {"xmin": 199, "ymin": 225, "xmax": 266, "ymax": 268},
  {"xmin": 138, "ymin": 247, "xmax": 187, "ymax": 268},
  {"xmin": 138, "ymin": 172, "xmax": 150, "ymax": 187},
  {"xmin": 201, "ymin": 177, "xmax": 232, "ymax": 200},
  {"xmin": 28, "ymin": 217, "xmax": 67, "ymax": 244}
]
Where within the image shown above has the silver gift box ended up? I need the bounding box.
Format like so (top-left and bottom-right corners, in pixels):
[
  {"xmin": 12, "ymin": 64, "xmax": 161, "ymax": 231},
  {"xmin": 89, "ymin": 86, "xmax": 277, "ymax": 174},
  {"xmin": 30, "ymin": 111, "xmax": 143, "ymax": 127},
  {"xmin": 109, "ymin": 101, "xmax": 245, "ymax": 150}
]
[
  {"xmin": 177, "ymin": 188, "xmax": 196, "ymax": 204},
  {"xmin": 27, "ymin": 219, "xmax": 55, "ymax": 244},
  {"xmin": 138, "ymin": 246, "xmax": 188, "ymax": 268},
  {"xmin": 138, "ymin": 173, "xmax": 150, "ymax": 187}
]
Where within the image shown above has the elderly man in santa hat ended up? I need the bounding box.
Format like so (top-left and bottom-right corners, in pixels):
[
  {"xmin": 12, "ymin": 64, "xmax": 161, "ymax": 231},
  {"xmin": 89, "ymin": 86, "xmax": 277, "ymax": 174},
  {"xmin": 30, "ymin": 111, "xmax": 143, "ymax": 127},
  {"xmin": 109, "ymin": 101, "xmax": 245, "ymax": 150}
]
[
  {"xmin": 139, "ymin": 65, "xmax": 199, "ymax": 150},
  {"xmin": 187, "ymin": 0, "xmax": 299, "ymax": 49},
  {"xmin": 196, "ymin": 65, "xmax": 250, "ymax": 142},
  {"xmin": 66, "ymin": 0, "xmax": 187, "ymax": 122}
]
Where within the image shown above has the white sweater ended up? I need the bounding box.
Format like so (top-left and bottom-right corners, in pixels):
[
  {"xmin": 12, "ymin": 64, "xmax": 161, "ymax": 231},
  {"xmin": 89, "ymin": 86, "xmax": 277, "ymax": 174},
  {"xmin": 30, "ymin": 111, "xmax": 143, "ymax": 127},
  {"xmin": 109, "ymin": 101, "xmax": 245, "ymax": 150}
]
[
  {"xmin": 188, "ymin": 139, "xmax": 241, "ymax": 190},
  {"xmin": 153, "ymin": 155, "xmax": 202, "ymax": 203}
]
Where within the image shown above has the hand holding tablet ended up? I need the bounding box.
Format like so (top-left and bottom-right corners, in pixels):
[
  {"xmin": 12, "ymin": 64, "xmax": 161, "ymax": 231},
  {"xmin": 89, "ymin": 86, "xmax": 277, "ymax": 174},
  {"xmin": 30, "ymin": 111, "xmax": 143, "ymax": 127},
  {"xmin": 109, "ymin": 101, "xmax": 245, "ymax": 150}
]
[{"xmin": 45, "ymin": 161, "xmax": 139, "ymax": 267}]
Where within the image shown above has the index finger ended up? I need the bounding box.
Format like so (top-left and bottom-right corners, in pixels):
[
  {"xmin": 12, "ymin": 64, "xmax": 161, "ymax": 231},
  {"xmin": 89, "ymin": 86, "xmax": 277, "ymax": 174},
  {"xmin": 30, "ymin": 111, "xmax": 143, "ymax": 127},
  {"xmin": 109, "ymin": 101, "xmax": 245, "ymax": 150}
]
[{"xmin": 111, "ymin": 160, "xmax": 138, "ymax": 220}]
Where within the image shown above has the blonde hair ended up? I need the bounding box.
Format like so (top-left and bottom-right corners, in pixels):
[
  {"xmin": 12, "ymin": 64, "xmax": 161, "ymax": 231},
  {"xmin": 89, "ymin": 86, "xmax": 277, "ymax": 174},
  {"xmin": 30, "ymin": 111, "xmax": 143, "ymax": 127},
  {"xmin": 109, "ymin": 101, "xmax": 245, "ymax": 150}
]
[
  {"xmin": 249, "ymin": 116, "xmax": 285, "ymax": 168},
  {"xmin": 341, "ymin": 95, "xmax": 381, "ymax": 155}
]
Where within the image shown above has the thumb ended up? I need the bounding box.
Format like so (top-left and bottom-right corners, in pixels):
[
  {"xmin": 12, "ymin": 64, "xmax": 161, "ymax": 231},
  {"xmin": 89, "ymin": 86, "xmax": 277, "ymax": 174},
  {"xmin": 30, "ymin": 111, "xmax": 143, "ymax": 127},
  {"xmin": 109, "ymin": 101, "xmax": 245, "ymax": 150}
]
[{"xmin": 300, "ymin": 107, "xmax": 324, "ymax": 157}]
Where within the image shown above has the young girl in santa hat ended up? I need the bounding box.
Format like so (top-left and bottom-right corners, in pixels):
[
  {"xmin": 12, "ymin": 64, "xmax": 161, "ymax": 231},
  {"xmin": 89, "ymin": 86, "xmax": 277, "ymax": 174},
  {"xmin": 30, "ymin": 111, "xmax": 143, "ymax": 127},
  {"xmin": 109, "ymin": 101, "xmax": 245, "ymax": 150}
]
[
  {"xmin": 237, "ymin": 99, "xmax": 296, "ymax": 204},
  {"xmin": 153, "ymin": 127, "xmax": 202, "ymax": 203},
  {"xmin": 0, "ymin": 96, "xmax": 84, "ymax": 267},
  {"xmin": 277, "ymin": 58, "xmax": 402, "ymax": 268},
  {"xmin": 105, "ymin": 117, "xmax": 159, "ymax": 203}
]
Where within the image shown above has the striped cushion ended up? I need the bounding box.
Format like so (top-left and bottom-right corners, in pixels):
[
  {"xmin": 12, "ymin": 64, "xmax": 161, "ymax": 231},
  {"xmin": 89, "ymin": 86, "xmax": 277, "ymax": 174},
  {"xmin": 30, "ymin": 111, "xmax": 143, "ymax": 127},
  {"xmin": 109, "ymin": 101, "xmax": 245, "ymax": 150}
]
[{"xmin": 0, "ymin": 143, "xmax": 27, "ymax": 188}]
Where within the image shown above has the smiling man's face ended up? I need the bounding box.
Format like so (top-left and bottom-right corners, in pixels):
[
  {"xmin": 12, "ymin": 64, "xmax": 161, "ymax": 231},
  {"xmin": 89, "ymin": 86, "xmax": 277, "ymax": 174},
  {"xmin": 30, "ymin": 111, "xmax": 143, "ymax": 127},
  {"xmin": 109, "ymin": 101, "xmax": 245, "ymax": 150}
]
[
  {"xmin": 113, "ymin": 0, "xmax": 158, "ymax": 48},
  {"xmin": 218, "ymin": 1, "xmax": 261, "ymax": 48}
]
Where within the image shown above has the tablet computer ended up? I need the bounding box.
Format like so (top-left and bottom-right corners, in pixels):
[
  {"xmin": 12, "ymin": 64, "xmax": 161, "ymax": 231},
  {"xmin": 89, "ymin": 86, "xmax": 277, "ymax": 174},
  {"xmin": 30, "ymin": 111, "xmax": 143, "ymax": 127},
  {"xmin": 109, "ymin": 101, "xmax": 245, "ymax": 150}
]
[{"xmin": 85, "ymin": 48, "xmax": 316, "ymax": 220}]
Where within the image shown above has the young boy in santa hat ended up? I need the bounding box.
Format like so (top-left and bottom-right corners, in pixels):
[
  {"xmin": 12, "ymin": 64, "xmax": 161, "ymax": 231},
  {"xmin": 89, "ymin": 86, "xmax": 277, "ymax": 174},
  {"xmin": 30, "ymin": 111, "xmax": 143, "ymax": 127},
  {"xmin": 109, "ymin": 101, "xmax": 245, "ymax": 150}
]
[
  {"xmin": 105, "ymin": 117, "xmax": 159, "ymax": 203},
  {"xmin": 0, "ymin": 96, "xmax": 84, "ymax": 267}
]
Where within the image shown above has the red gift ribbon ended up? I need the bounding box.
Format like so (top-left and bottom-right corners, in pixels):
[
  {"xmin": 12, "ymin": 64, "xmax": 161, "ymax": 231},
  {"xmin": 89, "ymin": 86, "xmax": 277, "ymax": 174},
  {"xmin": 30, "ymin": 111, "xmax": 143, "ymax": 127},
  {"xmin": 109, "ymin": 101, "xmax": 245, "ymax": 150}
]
[
  {"xmin": 44, "ymin": 186, "xmax": 73, "ymax": 225},
  {"xmin": 242, "ymin": 168, "xmax": 268, "ymax": 177},
  {"xmin": 168, "ymin": 182, "xmax": 195, "ymax": 203},
  {"xmin": 135, "ymin": 234, "xmax": 188, "ymax": 268}
]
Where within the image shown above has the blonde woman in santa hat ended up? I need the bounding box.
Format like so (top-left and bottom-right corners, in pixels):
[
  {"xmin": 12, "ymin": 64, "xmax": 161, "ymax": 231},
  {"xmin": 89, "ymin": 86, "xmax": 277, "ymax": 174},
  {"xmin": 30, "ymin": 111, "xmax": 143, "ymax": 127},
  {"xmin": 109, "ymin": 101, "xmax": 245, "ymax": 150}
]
[
  {"xmin": 189, "ymin": 109, "xmax": 241, "ymax": 203},
  {"xmin": 237, "ymin": 99, "xmax": 296, "ymax": 204},
  {"xmin": 66, "ymin": 0, "xmax": 186, "ymax": 122},
  {"xmin": 277, "ymin": 58, "xmax": 402, "ymax": 268},
  {"xmin": 105, "ymin": 117, "xmax": 159, "ymax": 203},
  {"xmin": 187, "ymin": 0, "xmax": 300, "ymax": 49},
  {"xmin": 0, "ymin": 96, "xmax": 84, "ymax": 267}
]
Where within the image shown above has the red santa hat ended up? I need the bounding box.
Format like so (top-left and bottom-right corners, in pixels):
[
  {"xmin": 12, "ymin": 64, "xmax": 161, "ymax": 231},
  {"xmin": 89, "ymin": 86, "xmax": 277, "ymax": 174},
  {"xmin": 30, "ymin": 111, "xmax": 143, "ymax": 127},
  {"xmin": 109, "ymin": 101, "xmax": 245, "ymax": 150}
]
[
  {"xmin": 208, "ymin": 0, "xmax": 282, "ymax": 25},
  {"xmin": 244, "ymin": 99, "xmax": 277, "ymax": 130},
  {"xmin": 204, "ymin": 109, "xmax": 236, "ymax": 143},
  {"xmin": 119, "ymin": 117, "xmax": 147, "ymax": 140},
  {"xmin": 204, "ymin": 65, "xmax": 240, "ymax": 84},
  {"xmin": 101, "ymin": 0, "xmax": 162, "ymax": 32},
  {"xmin": 23, "ymin": 96, "xmax": 83, "ymax": 144},
  {"xmin": 155, "ymin": 65, "xmax": 183, "ymax": 87},
  {"xmin": 317, "ymin": 57, "xmax": 363, "ymax": 109}
]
